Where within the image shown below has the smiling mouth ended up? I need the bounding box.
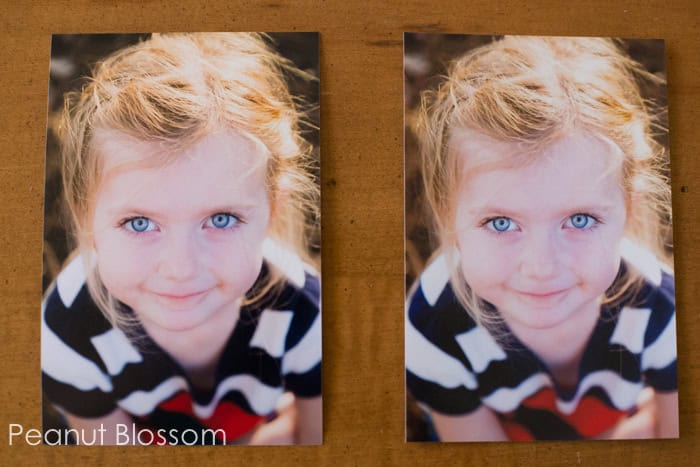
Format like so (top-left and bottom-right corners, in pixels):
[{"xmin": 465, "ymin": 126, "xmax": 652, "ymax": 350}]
[
  {"xmin": 153, "ymin": 290, "xmax": 208, "ymax": 302},
  {"xmin": 515, "ymin": 288, "xmax": 571, "ymax": 302}
]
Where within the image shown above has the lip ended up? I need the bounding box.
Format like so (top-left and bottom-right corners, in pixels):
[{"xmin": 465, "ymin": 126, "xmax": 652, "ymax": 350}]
[
  {"xmin": 157, "ymin": 291, "xmax": 205, "ymax": 299},
  {"xmin": 518, "ymin": 289, "xmax": 568, "ymax": 298},
  {"xmin": 514, "ymin": 287, "xmax": 572, "ymax": 304},
  {"xmin": 152, "ymin": 289, "xmax": 209, "ymax": 304}
]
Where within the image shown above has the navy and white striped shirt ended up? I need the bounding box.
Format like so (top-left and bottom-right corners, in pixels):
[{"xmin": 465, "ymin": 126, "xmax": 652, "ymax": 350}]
[
  {"xmin": 42, "ymin": 240, "xmax": 321, "ymax": 443},
  {"xmin": 406, "ymin": 243, "xmax": 676, "ymax": 440}
]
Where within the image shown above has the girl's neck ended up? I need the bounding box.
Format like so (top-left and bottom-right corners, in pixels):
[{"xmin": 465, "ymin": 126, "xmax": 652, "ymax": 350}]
[
  {"xmin": 140, "ymin": 301, "xmax": 241, "ymax": 391},
  {"xmin": 503, "ymin": 298, "xmax": 601, "ymax": 387}
]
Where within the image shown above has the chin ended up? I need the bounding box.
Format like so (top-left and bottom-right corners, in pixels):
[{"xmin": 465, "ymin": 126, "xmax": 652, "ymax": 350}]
[
  {"xmin": 503, "ymin": 296, "xmax": 597, "ymax": 332},
  {"xmin": 128, "ymin": 297, "xmax": 215, "ymax": 333},
  {"xmin": 142, "ymin": 311, "xmax": 213, "ymax": 334},
  {"xmin": 509, "ymin": 313, "xmax": 572, "ymax": 331}
]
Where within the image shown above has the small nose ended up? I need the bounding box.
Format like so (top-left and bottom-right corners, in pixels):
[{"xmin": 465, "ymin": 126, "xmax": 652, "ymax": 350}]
[
  {"xmin": 157, "ymin": 230, "xmax": 199, "ymax": 281},
  {"xmin": 519, "ymin": 229, "xmax": 560, "ymax": 281}
]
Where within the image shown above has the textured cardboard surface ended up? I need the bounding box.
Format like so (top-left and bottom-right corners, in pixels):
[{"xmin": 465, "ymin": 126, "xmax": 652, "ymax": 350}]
[{"xmin": 1, "ymin": 0, "xmax": 698, "ymax": 464}]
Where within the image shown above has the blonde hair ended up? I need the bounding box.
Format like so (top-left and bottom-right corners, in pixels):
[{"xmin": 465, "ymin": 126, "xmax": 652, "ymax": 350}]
[
  {"xmin": 58, "ymin": 33, "xmax": 319, "ymax": 328},
  {"xmin": 416, "ymin": 36, "xmax": 671, "ymax": 328}
]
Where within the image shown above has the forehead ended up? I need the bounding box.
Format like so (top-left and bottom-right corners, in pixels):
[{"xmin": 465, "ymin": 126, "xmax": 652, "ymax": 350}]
[
  {"xmin": 450, "ymin": 128, "xmax": 622, "ymax": 176},
  {"xmin": 88, "ymin": 129, "xmax": 270, "ymax": 217},
  {"xmin": 92, "ymin": 128, "xmax": 269, "ymax": 176},
  {"xmin": 451, "ymin": 129, "xmax": 626, "ymax": 214},
  {"xmin": 450, "ymin": 128, "xmax": 623, "ymax": 186}
]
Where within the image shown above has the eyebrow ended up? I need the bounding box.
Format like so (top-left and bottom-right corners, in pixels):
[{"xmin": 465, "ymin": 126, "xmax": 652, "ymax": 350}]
[
  {"xmin": 108, "ymin": 203, "xmax": 260, "ymax": 218},
  {"xmin": 468, "ymin": 203, "xmax": 616, "ymax": 218}
]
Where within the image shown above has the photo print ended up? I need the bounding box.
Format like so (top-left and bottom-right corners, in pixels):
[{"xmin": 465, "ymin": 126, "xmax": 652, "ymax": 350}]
[
  {"xmin": 42, "ymin": 32, "xmax": 322, "ymax": 446},
  {"xmin": 404, "ymin": 33, "xmax": 678, "ymax": 442}
]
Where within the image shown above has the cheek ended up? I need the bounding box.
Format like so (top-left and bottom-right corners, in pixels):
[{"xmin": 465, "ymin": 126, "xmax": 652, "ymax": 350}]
[
  {"xmin": 212, "ymin": 236, "xmax": 266, "ymax": 294},
  {"xmin": 94, "ymin": 236, "xmax": 153, "ymax": 293},
  {"xmin": 457, "ymin": 231, "xmax": 515, "ymax": 290},
  {"xmin": 584, "ymin": 248, "xmax": 622, "ymax": 290},
  {"xmin": 565, "ymin": 234, "xmax": 623, "ymax": 289}
]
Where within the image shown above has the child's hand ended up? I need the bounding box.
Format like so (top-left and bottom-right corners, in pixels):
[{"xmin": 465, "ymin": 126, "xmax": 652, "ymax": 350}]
[
  {"xmin": 248, "ymin": 392, "xmax": 297, "ymax": 445},
  {"xmin": 596, "ymin": 387, "xmax": 656, "ymax": 440}
]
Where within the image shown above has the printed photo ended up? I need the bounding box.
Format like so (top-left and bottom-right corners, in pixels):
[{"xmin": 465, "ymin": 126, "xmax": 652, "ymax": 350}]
[
  {"xmin": 42, "ymin": 32, "xmax": 321, "ymax": 445},
  {"xmin": 404, "ymin": 33, "xmax": 678, "ymax": 442}
]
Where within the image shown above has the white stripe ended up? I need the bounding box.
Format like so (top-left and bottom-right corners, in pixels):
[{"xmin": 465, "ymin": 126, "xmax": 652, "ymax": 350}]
[
  {"xmin": 405, "ymin": 313, "xmax": 477, "ymax": 390},
  {"xmin": 250, "ymin": 309, "xmax": 294, "ymax": 358},
  {"xmin": 419, "ymin": 253, "xmax": 450, "ymax": 306},
  {"xmin": 620, "ymin": 238, "xmax": 662, "ymax": 287},
  {"xmin": 559, "ymin": 370, "xmax": 643, "ymax": 414},
  {"xmin": 118, "ymin": 377, "xmax": 186, "ymax": 416},
  {"xmin": 41, "ymin": 303, "xmax": 113, "ymax": 392},
  {"xmin": 117, "ymin": 374, "xmax": 283, "ymax": 418},
  {"xmin": 482, "ymin": 370, "xmax": 643, "ymax": 415},
  {"xmin": 90, "ymin": 328, "xmax": 143, "ymax": 376},
  {"xmin": 263, "ymin": 239, "xmax": 307, "ymax": 288},
  {"xmin": 642, "ymin": 314, "xmax": 677, "ymax": 370},
  {"xmin": 482, "ymin": 373, "xmax": 551, "ymax": 413},
  {"xmin": 56, "ymin": 255, "xmax": 86, "ymax": 308},
  {"xmin": 610, "ymin": 307, "xmax": 652, "ymax": 354},
  {"xmin": 282, "ymin": 311, "xmax": 322, "ymax": 374},
  {"xmin": 206, "ymin": 374, "xmax": 283, "ymax": 417},
  {"xmin": 454, "ymin": 327, "xmax": 507, "ymax": 373}
]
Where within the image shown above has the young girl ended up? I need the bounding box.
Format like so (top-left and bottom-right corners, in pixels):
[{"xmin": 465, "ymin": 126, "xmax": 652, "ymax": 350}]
[
  {"xmin": 405, "ymin": 35, "xmax": 678, "ymax": 441},
  {"xmin": 42, "ymin": 33, "xmax": 322, "ymax": 445}
]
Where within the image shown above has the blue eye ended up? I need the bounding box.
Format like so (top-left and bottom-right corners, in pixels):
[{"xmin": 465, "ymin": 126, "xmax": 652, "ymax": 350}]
[
  {"xmin": 207, "ymin": 213, "xmax": 239, "ymax": 229},
  {"xmin": 566, "ymin": 214, "xmax": 597, "ymax": 229},
  {"xmin": 125, "ymin": 217, "xmax": 155, "ymax": 233},
  {"xmin": 486, "ymin": 217, "xmax": 516, "ymax": 232}
]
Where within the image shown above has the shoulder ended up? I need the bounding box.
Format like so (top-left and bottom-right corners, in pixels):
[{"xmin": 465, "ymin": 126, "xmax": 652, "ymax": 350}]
[
  {"xmin": 407, "ymin": 253, "xmax": 479, "ymax": 347},
  {"xmin": 43, "ymin": 256, "xmax": 113, "ymax": 355},
  {"xmin": 245, "ymin": 240, "xmax": 321, "ymax": 361},
  {"xmin": 611, "ymin": 241, "xmax": 676, "ymax": 372},
  {"xmin": 43, "ymin": 256, "xmax": 142, "ymax": 394},
  {"xmin": 620, "ymin": 238, "xmax": 675, "ymax": 310},
  {"xmin": 406, "ymin": 253, "xmax": 506, "ymax": 388},
  {"xmin": 617, "ymin": 239, "xmax": 675, "ymax": 342},
  {"xmin": 262, "ymin": 238, "xmax": 320, "ymax": 312},
  {"xmin": 236, "ymin": 241, "xmax": 321, "ymax": 398}
]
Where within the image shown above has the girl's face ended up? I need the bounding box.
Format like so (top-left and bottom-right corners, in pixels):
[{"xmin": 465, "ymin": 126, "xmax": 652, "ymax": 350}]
[
  {"xmin": 452, "ymin": 130, "xmax": 628, "ymax": 333},
  {"xmin": 89, "ymin": 130, "xmax": 271, "ymax": 333}
]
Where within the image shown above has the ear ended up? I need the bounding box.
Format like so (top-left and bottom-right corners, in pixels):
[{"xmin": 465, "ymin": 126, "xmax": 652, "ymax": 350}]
[
  {"xmin": 77, "ymin": 230, "xmax": 97, "ymax": 260},
  {"xmin": 624, "ymin": 186, "xmax": 643, "ymax": 233},
  {"xmin": 268, "ymin": 177, "xmax": 292, "ymax": 233},
  {"xmin": 77, "ymin": 212, "xmax": 97, "ymax": 249}
]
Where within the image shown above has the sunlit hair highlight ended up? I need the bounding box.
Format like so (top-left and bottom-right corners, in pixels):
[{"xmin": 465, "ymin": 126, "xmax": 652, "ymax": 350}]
[
  {"xmin": 415, "ymin": 36, "xmax": 671, "ymax": 329},
  {"xmin": 59, "ymin": 33, "xmax": 319, "ymax": 328}
]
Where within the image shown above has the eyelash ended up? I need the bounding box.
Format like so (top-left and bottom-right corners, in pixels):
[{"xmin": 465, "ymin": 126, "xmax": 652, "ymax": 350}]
[
  {"xmin": 564, "ymin": 213, "xmax": 601, "ymax": 230},
  {"xmin": 118, "ymin": 212, "xmax": 245, "ymax": 235},
  {"xmin": 120, "ymin": 216, "xmax": 157, "ymax": 234},
  {"xmin": 482, "ymin": 216, "xmax": 518, "ymax": 233},
  {"xmin": 204, "ymin": 212, "xmax": 244, "ymax": 230},
  {"xmin": 481, "ymin": 213, "xmax": 602, "ymax": 234}
]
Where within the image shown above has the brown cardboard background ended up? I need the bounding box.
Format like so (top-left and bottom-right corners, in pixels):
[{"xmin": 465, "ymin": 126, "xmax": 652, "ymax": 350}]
[{"xmin": 1, "ymin": 0, "xmax": 697, "ymax": 465}]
